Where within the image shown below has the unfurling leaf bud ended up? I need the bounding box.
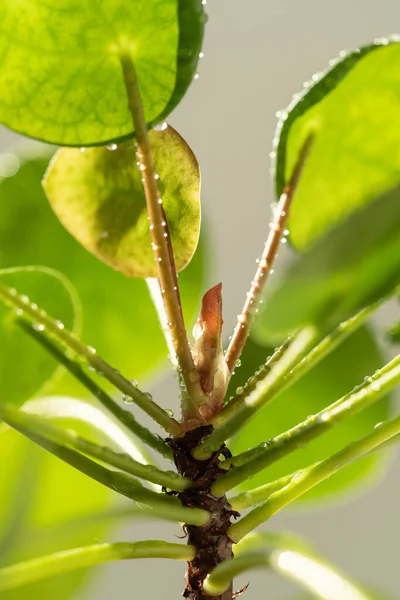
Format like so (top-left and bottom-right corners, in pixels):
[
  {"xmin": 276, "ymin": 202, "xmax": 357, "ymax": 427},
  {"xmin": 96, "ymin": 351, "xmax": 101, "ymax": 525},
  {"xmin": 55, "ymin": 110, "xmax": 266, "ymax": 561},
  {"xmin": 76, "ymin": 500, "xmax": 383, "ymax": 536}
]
[{"xmin": 192, "ymin": 283, "xmax": 229, "ymax": 421}]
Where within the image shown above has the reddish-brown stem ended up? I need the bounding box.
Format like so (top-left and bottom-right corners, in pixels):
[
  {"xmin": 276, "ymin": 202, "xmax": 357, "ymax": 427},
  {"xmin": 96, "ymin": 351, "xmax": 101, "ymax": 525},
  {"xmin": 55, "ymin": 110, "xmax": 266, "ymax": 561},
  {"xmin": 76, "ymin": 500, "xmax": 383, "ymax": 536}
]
[
  {"xmin": 120, "ymin": 53, "xmax": 204, "ymax": 418},
  {"xmin": 225, "ymin": 135, "xmax": 314, "ymax": 373}
]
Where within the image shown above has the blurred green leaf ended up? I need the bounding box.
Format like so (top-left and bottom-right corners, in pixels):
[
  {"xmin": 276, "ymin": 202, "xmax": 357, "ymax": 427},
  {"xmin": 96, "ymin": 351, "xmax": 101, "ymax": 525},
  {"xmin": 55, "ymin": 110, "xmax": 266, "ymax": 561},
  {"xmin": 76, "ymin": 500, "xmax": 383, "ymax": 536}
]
[
  {"xmin": 387, "ymin": 317, "xmax": 400, "ymax": 344},
  {"xmin": 44, "ymin": 126, "xmax": 201, "ymax": 278},
  {"xmin": 229, "ymin": 327, "xmax": 391, "ymax": 503},
  {"xmin": 0, "ymin": 267, "xmax": 79, "ymax": 406},
  {"xmin": 254, "ymin": 188, "xmax": 400, "ymax": 341},
  {"xmin": 0, "ymin": 424, "xmax": 114, "ymax": 600},
  {"xmin": 0, "ymin": 0, "xmax": 205, "ymax": 145},
  {"xmin": 0, "ymin": 154, "xmax": 205, "ymax": 393},
  {"xmin": 273, "ymin": 37, "xmax": 400, "ymax": 250}
]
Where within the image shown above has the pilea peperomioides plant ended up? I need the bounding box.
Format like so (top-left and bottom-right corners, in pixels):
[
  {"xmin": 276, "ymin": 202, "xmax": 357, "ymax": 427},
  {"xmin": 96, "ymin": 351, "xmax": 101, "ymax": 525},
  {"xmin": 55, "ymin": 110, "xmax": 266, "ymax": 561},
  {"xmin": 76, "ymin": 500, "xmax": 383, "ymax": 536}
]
[{"xmin": 0, "ymin": 2, "xmax": 399, "ymax": 600}]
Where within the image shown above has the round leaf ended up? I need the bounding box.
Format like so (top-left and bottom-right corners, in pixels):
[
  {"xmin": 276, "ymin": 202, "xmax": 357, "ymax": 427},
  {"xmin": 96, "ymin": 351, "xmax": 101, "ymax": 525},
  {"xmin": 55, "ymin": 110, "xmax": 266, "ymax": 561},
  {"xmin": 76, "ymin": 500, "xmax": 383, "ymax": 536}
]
[
  {"xmin": 0, "ymin": 267, "xmax": 79, "ymax": 406},
  {"xmin": 0, "ymin": 0, "xmax": 205, "ymax": 145},
  {"xmin": 229, "ymin": 327, "xmax": 391, "ymax": 503},
  {"xmin": 43, "ymin": 126, "xmax": 201, "ymax": 278},
  {"xmin": 0, "ymin": 153, "xmax": 205, "ymax": 393},
  {"xmin": 273, "ymin": 37, "xmax": 400, "ymax": 250}
]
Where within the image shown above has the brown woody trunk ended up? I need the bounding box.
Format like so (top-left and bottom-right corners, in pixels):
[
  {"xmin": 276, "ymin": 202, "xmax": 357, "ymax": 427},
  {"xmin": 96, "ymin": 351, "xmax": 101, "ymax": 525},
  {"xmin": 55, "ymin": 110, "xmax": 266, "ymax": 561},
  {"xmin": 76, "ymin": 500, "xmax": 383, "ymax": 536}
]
[{"xmin": 167, "ymin": 426, "xmax": 239, "ymax": 600}]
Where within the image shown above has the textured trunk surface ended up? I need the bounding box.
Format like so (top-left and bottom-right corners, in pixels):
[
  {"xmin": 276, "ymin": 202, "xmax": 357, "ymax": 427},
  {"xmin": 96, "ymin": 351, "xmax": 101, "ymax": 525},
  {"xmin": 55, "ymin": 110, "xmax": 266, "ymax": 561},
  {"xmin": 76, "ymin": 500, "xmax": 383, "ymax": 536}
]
[{"xmin": 167, "ymin": 426, "xmax": 240, "ymax": 600}]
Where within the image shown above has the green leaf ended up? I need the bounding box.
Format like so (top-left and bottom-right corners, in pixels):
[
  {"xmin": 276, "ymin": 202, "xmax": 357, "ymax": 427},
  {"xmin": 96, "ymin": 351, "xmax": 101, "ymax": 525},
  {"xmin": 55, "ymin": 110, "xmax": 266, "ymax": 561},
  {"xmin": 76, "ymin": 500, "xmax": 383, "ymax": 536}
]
[
  {"xmin": 0, "ymin": 426, "xmax": 113, "ymax": 600},
  {"xmin": 0, "ymin": 0, "xmax": 205, "ymax": 145},
  {"xmin": 0, "ymin": 267, "xmax": 79, "ymax": 407},
  {"xmin": 0, "ymin": 153, "xmax": 205, "ymax": 392},
  {"xmin": 229, "ymin": 327, "xmax": 391, "ymax": 503},
  {"xmin": 255, "ymin": 188, "xmax": 400, "ymax": 340},
  {"xmin": 273, "ymin": 37, "xmax": 400, "ymax": 250},
  {"xmin": 43, "ymin": 126, "xmax": 201, "ymax": 277}
]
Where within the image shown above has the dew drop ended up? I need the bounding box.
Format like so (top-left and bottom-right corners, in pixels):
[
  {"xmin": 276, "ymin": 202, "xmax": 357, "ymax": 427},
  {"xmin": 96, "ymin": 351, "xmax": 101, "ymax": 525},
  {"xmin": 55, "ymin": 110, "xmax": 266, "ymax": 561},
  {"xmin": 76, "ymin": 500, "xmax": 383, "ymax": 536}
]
[
  {"xmin": 80, "ymin": 147, "xmax": 85, "ymax": 153},
  {"xmin": 32, "ymin": 323, "xmax": 45, "ymax": 332},
  {"xmin": 20, "ymin": 295, "xmax": 30, "ymax": 304},
  {"xmin": 55, "ymin": 320, "xmax": 65, "ymax": 330},
  {"xmin": 14, "ymin": 308, "xmax": 23, "ymax": 316},
  {"xmin": 107, "ymin": 143, "xmax": 117, "ymax": 151},
  {"xmin": 144, "ymin": 392, "xmax": 153, "ymax": 401},
  {"xmin": 236, "ymin": 359, "xmax": 241, "ymax": 368},
  {"xmin": 130, "ymin": 379, "xmax": 138, "ymax": 387},
  {"xmin": 236, "ymin": 386, "xmax": 244, "ymax": 395},
  {"xmin": 87, "ymin": 346, "xmax": 97, "ymax": 355},
  {"xmin": 123, "ymin": 395, "xmax": 134, "ymax": 404},
  {"xmin": 259, "ymin": 258, "xmax": 268, "ymax": 268},
  {"xmin": 281, "ymin": 238, "xmax": 287, "ymax": 244},
  {"xmin": 165, "ymin": 408, "xmax": 174, "ymax": 417},
  {"xmin": 194, "ymin": 73, "xmax": 200, "ymax": 80},
  {"xmin": 158, "ymin": 198, "xmax": 163, "ymax": 204},
  {"xmin": 199, "ymin": 52, "xmax": 204, "ymax": 58},
  {"xmin": 154, "ymin": 173, "xmax": 159, "ymax": 180}
]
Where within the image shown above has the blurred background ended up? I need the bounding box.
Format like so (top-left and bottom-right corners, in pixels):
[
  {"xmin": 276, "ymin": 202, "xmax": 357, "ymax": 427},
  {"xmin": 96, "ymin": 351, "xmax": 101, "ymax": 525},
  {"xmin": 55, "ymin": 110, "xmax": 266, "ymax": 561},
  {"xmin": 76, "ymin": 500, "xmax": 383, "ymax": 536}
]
[{"xmin": 1, "ymin": 0, "xmax": 400, "ymax": 598}]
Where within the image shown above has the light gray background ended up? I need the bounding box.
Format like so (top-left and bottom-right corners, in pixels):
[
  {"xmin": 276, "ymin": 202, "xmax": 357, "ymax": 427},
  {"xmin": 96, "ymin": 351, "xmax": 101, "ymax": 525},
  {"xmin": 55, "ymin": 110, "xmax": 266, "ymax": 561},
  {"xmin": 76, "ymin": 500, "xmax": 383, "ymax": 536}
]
[{"xmin": 1, "ymin": 0, "xmax": 400, "ymax": 598}]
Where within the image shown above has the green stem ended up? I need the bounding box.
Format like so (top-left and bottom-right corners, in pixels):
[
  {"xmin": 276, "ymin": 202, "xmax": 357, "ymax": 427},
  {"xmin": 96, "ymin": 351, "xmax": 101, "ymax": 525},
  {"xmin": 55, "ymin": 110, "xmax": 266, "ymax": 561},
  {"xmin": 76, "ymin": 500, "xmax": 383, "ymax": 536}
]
[
  {"xmin": 229, "ymin": 472, "xmax": 295, "ymax": 511},
  {"xmin": 0, "ymin": 541, "xmax": 195, "ymax": 592},
  {"xmin": 229, "ymin": 428, "xmax": 400, "ymax": 511},
  {"xmin": 229, "ymin": 413, "xmax": 400, "ymax": 542},
  {"xmin": 204, "ymin": 532, "xmax": 372, "ymax": 599},
  {"xmin": 19, "ymin": 320, "xmax": 172, "ymax": 459},
  {"xmin": 0, "ymin": 282, "xmax": 180, "ymax": 435},
  {"xmin": 212, "ymin": 354, "xmax": 400, "ymax": 495},
  {"xmin": 0, "ymin": 403, "xmax": 210, "ymax": 525},
  {"xmin": 218, "ymin": 301, "xmax": 387, "ymax": 463},
  {"xmin": 288, "ymin": 300, "xmax": 385, "ymax": 391},
  {"xmin": 224, "ymin": 336, "xmax": 292, "ymax": 409},
  {"xmin": 119, "ymin": 52, "xmax": 203, "ymax": 420},
  {"xmin": 2, "ymin": 405, "xmax": 189, "ymax": 490},
  {"xmin": 193, "ymin": 326, "xmax": 318, "ymax": 459}
]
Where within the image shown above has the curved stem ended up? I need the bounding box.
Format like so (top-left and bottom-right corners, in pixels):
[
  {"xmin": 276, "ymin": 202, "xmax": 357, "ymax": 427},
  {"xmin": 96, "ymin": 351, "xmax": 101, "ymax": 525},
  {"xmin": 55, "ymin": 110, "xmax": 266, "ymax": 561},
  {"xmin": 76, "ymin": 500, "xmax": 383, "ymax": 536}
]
[
  {"xmin": 193, "ymin": 326, "xmax": 318, "ymax": 459},
  {"xmin": 2, "ymin": 405, "xmax": 189, "ymax": 490},
  {"xmin": 0, "ymin": 402, "xmax": 210, "ymax": 525},
  {"xmin": 119, "ymin": 52, "xmax": 203, "ymax": 416},
  {"xmin": 229, "ymin": 412, "xmax": 400, "ymax": 542},
  {"xmin": 220, "ymin": 299, "xmax": 388, "ymax": 465},
  {"xmin": 224, "ymin": 135, "xmax": 314, "ymax": 374},
  {"xmin": 212, "ymin": 354, "xmax": 400, "ymax": 495},
  {"xmin": 204, "ymin": 532, "xmax": 372, "ymax": 599},
  {"xmin": 0, "ymin": 282, "xmax": 180, "ymax": 435},
  {"xmin": 229, "ymin": 428, "xmax": 400, "ymax": 511},
  {"xmin": 19, "ymin": 320, "xmax": 172, "ymax": 459},
  {"xmin": 0, "ymin": 541, "xmax": 195, "ymax": 592}
]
